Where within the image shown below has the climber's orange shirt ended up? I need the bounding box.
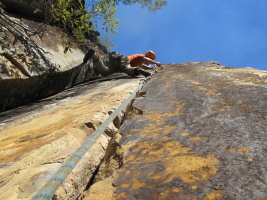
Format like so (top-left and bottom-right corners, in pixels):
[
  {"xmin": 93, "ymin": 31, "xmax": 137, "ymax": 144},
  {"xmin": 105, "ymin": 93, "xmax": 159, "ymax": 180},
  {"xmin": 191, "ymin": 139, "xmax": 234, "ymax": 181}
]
[{"xmin": 127, "ymin": 54, "xmax": 145, "ymax": 67}]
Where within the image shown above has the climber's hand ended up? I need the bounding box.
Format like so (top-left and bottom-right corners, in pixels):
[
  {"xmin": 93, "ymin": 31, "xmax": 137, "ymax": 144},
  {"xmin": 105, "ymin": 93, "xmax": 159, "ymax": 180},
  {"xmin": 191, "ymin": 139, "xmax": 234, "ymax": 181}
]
[{"xmin": 156, "ymin": 62, "xmax": 162, "ymax": 69}]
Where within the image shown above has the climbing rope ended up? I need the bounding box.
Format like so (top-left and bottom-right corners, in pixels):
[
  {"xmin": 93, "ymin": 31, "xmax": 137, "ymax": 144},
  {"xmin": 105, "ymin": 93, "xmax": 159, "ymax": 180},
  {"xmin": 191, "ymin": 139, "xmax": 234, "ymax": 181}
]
[{"xmin": 32, "ymin": 77, "xmax": 148, "ymax": 200}]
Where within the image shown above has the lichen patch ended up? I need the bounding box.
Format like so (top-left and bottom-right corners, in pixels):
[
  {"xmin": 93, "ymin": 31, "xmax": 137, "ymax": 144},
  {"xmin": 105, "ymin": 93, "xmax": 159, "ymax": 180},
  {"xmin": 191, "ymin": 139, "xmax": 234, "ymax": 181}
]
[{"xmin": 123, "ymin": 140, "xmax": 219, "ymax": 185}]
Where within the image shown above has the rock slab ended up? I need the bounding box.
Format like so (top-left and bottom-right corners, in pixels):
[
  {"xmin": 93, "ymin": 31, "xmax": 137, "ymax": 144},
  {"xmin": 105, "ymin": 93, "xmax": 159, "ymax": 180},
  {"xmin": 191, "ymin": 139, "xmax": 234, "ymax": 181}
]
[
  {"xmin": 113, "ymin": 62, "xmax": 267, "ymax": 200},
  {"xmin": 0, "ymin": 74, "xmax": 140, "ymax": 200}
]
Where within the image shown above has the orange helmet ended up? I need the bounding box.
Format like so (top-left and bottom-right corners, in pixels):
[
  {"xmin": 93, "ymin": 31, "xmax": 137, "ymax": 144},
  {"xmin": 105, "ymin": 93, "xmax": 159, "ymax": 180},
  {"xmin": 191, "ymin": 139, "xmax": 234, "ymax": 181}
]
[{"xmin": 145, "ymin": 50, "xmax": 156, "ymax": 60}]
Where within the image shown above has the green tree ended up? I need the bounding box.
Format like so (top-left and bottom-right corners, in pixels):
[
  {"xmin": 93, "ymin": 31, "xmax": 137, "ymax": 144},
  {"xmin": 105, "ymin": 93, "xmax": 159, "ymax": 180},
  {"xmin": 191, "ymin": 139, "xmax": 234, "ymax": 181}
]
[
  {"xmin": 49, "ymin": 0, "xmax": 167, "ymax": 52},
  {"xmin": 87, "ymin": 0, "xmax": 167, "ymax": 33},
  {"xmin": 117, "ymin": 0, "xmax": 167, "ymax": 11},
  {"xmin": 89, "ymin": 0, "xmax": 119, "ymax": 35}
]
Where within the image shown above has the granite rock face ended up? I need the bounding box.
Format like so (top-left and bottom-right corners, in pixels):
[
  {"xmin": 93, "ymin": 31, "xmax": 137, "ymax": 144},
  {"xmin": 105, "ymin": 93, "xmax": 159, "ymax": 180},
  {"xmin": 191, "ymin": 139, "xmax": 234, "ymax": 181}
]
[
  {"xmin": 0, "ymin": 74, "xmax": 140, "ymax": 200},
  {"xmin": 0, "ymin": 62, "xmax": 266, "ymax": 200},
  {"xmin": 1, "ymin": 3, "xmax": 267, "ymax": 199},
  {"xmin": 112, "ymin": 62, "xmax": 267, "ymax": 200},
  {"xmin": 1, "ymin": 0, "xmax": 83, "ymax": 19},
  {"xmin": 1, "ymin": 0, "xmax": 54, "ymax": 19},
  {"xmin": 0, "ymin": 8, "xmax": 105, "ymax": 112}
]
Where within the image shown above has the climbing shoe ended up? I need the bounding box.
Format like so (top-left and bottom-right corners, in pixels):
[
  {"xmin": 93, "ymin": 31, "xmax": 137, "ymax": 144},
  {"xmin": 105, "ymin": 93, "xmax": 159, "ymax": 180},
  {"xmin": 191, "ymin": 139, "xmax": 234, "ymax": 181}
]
[
  {"xmin": 139, "ymin": 69, "xmax": 151, "ymax": 77},
  {"xmin": 83, "ymin": 49, "xmax": 95, "ymax": 63}
]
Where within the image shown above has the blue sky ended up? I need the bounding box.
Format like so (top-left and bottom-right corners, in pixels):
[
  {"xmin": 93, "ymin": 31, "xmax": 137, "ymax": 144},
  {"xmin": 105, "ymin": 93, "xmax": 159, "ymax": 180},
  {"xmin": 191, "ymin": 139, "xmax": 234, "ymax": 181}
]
[{"xmin": 98, "ymin": 0, "xmax": 267, "ymax": 71}]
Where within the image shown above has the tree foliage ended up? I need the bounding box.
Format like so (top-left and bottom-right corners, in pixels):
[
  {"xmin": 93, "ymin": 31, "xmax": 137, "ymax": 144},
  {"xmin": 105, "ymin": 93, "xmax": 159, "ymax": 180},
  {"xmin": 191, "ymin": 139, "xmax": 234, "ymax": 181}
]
[
  {"xmin": 49, "ymin": 0, "xmax": 167, "ymax": 52},
  {"xmin": 88, "ymin": 0, "xmax": 167, "ymax": 12},
  {"xmin": 118, "ymin": 0, "xmax": 167, "ymax": 11},
  {"xmin": 89, "ymin": 0, "xmax": 119, "ymax": 35}
]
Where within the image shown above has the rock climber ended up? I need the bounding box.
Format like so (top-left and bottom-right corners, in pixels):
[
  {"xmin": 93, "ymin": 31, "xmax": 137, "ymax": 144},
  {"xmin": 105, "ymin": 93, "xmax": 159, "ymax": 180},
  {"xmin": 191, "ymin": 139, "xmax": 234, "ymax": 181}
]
[
  {"xmin": 83, "ymin": 49, "xmax": 160, "ymax": 77},
  {"xmin": 127, "ymin": 50, "xmax": 162, "ymax": 70}
]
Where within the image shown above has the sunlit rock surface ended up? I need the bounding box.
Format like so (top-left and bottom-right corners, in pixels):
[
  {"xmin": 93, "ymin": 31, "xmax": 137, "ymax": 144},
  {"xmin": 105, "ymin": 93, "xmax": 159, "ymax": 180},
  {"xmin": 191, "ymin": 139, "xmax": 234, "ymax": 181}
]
[
  {"xmin": 0, "ymin": 62, "xmax": 267, "ymax": 200},
  {"xmin": 0, "ymin": 74, "xmax": 140, "ymax": 200},
  {"xmin": 111, "ymin": 62, "xmax": 267, "ymax": 200},
  {"xmin": 0, "ymin": 10, "xmax": 104, "ymax": 112}
]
